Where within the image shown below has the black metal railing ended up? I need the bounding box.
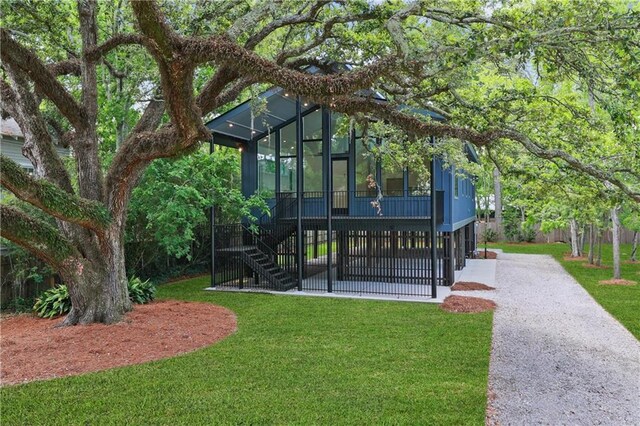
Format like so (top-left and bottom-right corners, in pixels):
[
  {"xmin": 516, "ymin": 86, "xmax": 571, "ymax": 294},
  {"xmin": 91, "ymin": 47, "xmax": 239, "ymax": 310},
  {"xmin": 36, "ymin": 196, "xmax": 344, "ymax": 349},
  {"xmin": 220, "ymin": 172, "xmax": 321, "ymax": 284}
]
[
  {"xmin": 275, "ymin": 190, "xmax": 444, "ymax": 220},
  {"xmin": 213, "ymin": 223, "xmax": 297, "ymax": 290},
  {"xmin": 299, "ymin": 228, "xmax": 445, "ymax": 297}
]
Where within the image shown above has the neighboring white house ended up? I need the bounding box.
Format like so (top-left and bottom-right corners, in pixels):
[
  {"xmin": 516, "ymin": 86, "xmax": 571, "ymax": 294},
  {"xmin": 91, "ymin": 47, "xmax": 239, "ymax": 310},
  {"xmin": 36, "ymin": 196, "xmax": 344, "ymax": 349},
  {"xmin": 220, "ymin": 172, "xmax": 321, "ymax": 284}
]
[{"xmin": 1, "ymin": 117, "xmax": 70, "ymax": 173}]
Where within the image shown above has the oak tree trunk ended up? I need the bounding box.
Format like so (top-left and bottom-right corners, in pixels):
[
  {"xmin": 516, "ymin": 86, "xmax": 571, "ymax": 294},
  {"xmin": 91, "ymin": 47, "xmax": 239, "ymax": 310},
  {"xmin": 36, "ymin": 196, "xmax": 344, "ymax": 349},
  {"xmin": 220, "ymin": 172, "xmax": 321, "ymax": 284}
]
[{"xmin": 59, "ymin": 227, "xmax": 131, "ymax": 325}]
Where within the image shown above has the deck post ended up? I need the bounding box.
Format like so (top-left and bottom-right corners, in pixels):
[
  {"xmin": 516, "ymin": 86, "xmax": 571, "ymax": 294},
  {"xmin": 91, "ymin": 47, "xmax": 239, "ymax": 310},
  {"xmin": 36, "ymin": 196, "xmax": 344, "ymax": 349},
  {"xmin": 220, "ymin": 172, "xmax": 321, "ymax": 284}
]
[
  {"xmin": 296, "ymin": 97, "xmax": 304, "ymax": 291},
  {"xmin": 430, "ymin": 136, "xmax": 438, "ymax": 298},
  {"xmin": 210, "ymin": 137, "xmax": 216, "ymax": 288},
  {"xmin": 323, "ymin": 107, "xmax": 333, "ymax": 292}
]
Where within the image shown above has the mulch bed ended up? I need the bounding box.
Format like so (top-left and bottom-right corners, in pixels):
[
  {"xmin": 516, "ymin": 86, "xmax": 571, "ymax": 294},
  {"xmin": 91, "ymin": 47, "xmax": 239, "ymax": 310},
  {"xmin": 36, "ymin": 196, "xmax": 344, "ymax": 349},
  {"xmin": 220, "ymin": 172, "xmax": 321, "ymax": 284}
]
[
  {"xmin": 452, "ymin": 281, "xmax": 495, "ymax": 291},
  {"xmin": 598, "ymin": 279, "xmax": 637, "ymax": 286},
  {"xmin": 582, "ymin": 263, "xmax": 610, "ymax": 269},
  {"xmin": 440, "ymin": 295, "xmax": 496, "ymax": 313},
  {"xmin": 476, "ymin": 251, "xmax": 498, "ymax": 259},
  {"xmin": 563, "ymin": 255, "xmax": 588, "ymax": 261},
  {"xmin": 0, "ymin": 300, "xmax": 236, "ymax": 386}
]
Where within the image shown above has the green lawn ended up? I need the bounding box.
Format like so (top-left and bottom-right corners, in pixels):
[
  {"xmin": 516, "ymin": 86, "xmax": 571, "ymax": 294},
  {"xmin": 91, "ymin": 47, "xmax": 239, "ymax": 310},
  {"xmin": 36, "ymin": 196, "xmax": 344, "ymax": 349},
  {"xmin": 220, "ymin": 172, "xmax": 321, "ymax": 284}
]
[
  {"xmin": 306, "ymin": 241, "xmax": 337, "ymax": 258},
  {"xmin": 2, "ymin": 277, "xmax": 493, "ymax": 425},
  {"xmin": 488, "ymin": 242, "xmax": 640, "ymax": 340}
]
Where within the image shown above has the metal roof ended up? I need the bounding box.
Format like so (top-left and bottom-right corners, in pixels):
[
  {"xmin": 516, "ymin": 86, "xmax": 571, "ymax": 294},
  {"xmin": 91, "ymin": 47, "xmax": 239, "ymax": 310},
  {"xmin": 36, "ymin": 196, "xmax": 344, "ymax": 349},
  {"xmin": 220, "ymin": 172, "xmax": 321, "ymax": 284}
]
[{"xmin": 206, "ymin": 86, "xmax": 318, "ymax": 141}]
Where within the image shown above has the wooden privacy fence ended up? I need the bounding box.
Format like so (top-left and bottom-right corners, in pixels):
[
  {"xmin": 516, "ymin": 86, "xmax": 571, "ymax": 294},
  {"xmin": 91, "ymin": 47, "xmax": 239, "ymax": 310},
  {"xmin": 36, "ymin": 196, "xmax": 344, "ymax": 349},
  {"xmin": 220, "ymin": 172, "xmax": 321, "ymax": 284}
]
[{"xmin": 477, "ymin": 220, "xmax": 637, "ymax": 244}]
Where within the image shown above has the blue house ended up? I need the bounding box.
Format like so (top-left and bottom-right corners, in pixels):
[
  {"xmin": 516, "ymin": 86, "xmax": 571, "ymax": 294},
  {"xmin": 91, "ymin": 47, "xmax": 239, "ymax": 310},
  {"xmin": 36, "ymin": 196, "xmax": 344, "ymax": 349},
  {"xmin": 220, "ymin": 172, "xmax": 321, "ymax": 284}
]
[{"xmin": 206, "ymin": 86, "xmax": 477, "ymax": 298}]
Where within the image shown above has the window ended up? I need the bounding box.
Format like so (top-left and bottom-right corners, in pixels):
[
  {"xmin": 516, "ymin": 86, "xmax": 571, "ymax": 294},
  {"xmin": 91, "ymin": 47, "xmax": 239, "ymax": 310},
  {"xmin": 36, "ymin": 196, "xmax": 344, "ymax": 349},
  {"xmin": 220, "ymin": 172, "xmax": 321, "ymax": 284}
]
[
  {"xmin": 331, "ymin": 112, "xmax": 349, "ymax": 154},
  {"xmin": 454, "ymin": 175, "xmax": 459, "ymax": 198},
  {"xmin": 303, "ymin": 109, "xmax": 322, "ymax": 140},
  {"xmin": 257, "ymin": 134, "xmax": 276, "ymax": 197},
  {"xmin": 280, "ymin": 158, "xmax": 296, "ymax": 192},
  {"xmin": 280, "ymin": 122, "xmax": 296, "ymax": 156},
  {"xmin": 303, "ymin": 141, "xmax": 323, "ymax": 193},
  {"xmin": 382, "ymin": 168, "xmax": 404, "ymax": 196},
  {"xmin": 355, "ymin": 138, "xmax": 377, "ymax": 196},
  {"xmin": 408, "ymin": 168, "xmax": 430, "ymax": 196}
]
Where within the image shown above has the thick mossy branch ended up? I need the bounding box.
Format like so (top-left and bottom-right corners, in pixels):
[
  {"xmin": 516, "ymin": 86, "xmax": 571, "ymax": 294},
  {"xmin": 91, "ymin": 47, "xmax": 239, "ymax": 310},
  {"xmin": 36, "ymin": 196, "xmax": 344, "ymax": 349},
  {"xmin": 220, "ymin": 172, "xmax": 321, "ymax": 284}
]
[
  {"xmin": 0, "ymin": 205, "xmax": 77, "ymax": 267},
  {"xmin": 0, "ymin": 156, "xmax": 111, "ymax": 230},
  {"xmin": 0, "ymin": 29, "xmax": 86, "ymax": 130}
]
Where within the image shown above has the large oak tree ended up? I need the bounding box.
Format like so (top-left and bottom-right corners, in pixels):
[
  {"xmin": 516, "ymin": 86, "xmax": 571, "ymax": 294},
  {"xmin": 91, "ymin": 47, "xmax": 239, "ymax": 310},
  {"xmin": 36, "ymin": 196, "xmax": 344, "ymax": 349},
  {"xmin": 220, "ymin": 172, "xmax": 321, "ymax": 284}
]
[{"xmin": 1, "ymin": 0, "xmax": 638, "ymax": 324}]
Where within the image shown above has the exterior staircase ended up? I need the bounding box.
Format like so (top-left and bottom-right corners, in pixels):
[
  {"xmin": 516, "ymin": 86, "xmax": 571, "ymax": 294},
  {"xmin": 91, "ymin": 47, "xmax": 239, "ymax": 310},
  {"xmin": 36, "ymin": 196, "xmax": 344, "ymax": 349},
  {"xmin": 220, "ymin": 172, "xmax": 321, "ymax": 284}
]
[{"xmin": 237, "ymin": 246, "xmax": 296, "ymax": 291}]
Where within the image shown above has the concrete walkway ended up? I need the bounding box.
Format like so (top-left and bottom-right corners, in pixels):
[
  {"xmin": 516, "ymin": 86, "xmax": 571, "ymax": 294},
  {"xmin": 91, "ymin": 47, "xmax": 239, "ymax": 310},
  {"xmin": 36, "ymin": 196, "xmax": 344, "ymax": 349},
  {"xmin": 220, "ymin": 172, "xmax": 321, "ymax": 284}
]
[{"xmin": 467, "ymin": 252, "xmax": 640, "ymax": 425}]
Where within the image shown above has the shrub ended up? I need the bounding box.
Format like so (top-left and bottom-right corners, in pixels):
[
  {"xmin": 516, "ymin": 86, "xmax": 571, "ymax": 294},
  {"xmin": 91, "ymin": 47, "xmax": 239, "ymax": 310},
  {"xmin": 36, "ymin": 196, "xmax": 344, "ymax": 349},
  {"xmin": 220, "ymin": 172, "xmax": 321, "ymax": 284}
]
[
  {"xmin": 482, "ymin": 228, "xmax": 499, "ymax": 242},
  {"xmin": 128, "ymin": 277, "xmax": 156, "ymax": 304},
  {"xmin": 33, "ymin": 285, "xmax": 71, "ymax": 319},
  {"xmin": 33, "ymin": 277, "xmax": 157, "ymax": 318},
  {"xmin": 521, "ymin": 223, "xmax": 537, "ymax": 243}
]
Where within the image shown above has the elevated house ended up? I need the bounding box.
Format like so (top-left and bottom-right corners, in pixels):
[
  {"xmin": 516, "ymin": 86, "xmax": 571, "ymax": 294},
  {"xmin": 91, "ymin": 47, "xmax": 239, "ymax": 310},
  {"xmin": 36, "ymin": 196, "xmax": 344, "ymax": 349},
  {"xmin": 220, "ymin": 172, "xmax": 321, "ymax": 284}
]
[{"xmin": 206, "ymin": 85, "xmax": 477, "ymax": 299}]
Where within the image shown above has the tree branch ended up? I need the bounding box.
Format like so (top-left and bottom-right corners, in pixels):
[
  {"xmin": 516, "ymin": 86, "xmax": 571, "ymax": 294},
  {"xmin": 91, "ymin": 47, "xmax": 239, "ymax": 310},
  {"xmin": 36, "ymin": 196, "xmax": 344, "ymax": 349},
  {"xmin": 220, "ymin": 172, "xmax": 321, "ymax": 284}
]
[
  {"xmin": 185, "ymin": 35, "xmax": 398, "ymax": 99},
  {"xmin": 0, "ymin": 75, "xmax": 74, "ymax": 192},
  {"xmin": 329, "ymin": 95, "xmax": 640, "ymax": 203},
  {"xmin": 243, "ymin": 1, "xmax": 329, "ymax": 50},
  {"xmin": 195, "ymin": 67, "xmax": 240, "ymax": 115},
  {"xmin": 0, "ymin": 156, "xmax": 111, "ymax": 231},
  {"xmin": 0, "ymin": 205, "xmax": 77, "ymax": 268},
  {"xmin": 0, "ymin": 28, "xmax": 87, "ymax": 130},
  {"xmin": 130, "ymin": 0, "xmax": 208, "ymax": 143}
]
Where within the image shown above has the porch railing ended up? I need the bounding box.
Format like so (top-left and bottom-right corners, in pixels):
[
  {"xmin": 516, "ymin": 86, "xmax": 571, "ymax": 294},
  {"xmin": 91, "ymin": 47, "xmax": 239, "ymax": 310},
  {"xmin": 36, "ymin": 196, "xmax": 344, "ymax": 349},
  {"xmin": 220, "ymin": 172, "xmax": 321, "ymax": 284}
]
[{"xmin": 274, "ymin": 190, "xmax": 444, "ymax": 220}]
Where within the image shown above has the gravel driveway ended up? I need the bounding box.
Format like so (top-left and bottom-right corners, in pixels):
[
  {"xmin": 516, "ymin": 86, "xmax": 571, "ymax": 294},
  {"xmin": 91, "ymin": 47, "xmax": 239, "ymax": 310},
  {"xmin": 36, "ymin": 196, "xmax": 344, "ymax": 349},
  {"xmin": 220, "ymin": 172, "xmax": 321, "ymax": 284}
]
[{"xmin": 480, "ymin": 253, "xmax": 640, "ymax": 425}]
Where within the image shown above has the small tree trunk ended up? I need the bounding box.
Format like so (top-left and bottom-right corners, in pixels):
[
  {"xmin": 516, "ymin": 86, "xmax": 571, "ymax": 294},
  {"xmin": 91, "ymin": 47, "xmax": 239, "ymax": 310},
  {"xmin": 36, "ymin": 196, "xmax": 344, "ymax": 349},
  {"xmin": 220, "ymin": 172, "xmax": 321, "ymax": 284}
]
[
  {"xmin": 587, "ymin": 224, "xmax": 595, "ymax": 264},
  {"xmin": 630, "ymin": 231, "xmax": 638, "ymax": 262},
  {"xmin": 596, "ymin": 228, "xmax": 603, "ymax": 267},
  {"xmin": 569, "ymin": 219, "xmax": 581, "ymax": 257},
  {"xmin": 611, "ymin": 206, "xmax": 621, "ymax": 280},
  {"xmin": 493, "ymin": 168, "xmax": 502, "ymax": 240}
]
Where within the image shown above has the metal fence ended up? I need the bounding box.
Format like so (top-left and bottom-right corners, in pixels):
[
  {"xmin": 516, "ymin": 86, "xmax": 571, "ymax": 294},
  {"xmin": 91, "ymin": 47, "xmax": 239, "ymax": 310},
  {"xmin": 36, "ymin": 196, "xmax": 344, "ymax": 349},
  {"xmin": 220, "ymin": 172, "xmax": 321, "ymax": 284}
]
[{"xmin": 212, "ymin": 191, "xmax": 470, "ymax": 297}]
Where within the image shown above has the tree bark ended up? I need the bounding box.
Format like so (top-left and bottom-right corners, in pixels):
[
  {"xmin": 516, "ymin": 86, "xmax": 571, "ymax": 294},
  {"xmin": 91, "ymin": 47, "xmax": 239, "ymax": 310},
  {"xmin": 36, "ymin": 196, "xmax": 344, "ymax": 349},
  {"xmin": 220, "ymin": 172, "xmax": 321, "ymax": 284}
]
[
  {"xmin": 569, "ymin": 218, "xmax": 581, "ymax": 257},
  {"xmin": 631, "ymin": 231, "xmax": 638, "ymax": 262},
  {"xmin": 60, "ymin": 235, "xmax": 131, "ymax": 325},
  {"xmin": 587, "ymin": 223, "xmax": 595, "ymax": 264},
  {"xmin": 611, "ymin": 206, "xmax": 621, "ymax": 280}
]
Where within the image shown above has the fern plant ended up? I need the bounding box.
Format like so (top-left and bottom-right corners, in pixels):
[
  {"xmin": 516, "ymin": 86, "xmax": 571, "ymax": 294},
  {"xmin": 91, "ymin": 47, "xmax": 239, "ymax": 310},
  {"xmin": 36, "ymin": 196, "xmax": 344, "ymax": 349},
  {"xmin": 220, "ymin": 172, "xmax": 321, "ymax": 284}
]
[
  {"xmin": 33, "ymin": 285, "xmax": 71, "ymax": 319},
  {"xmin": 128, "ymin": 277, "xmax": 156, "ymax": 304},
  {"xmin": 33, "ymin": 277, "xmax": 156, "ymax": 318}
]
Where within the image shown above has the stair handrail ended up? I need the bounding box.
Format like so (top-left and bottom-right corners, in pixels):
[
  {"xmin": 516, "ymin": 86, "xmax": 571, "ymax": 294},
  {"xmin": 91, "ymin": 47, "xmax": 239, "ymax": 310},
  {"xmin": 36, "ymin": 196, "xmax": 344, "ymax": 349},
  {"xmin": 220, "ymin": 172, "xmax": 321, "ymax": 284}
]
[
  {"xmin": 239, "ymin": 223, "xmax": 279, "ymax": 260},
  {"xmin": 259, "ymin": 192, "xmax": 297, "ymax": 225}
]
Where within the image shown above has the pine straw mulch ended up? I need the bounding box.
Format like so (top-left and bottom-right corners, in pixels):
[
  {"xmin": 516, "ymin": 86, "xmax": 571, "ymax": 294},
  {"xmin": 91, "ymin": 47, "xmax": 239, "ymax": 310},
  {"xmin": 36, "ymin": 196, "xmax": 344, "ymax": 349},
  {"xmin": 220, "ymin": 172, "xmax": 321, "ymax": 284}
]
[
  {"xmin": 476, "ymin": 250, "xmax": 498, "ymax": 259},
  {"xmin": 451, "ymin": 281, "xmax": 495, "ymax": 291},
  {"xmin": 440, "ymin": 295, "xmax": 496, "ymax": 313},
  {"xmin": 0, "ymin": 300, "xmax": 237, "ymax": 386},
  {"xmin": 598, "ymin": 279, "xmax": 637, "ymax": 286}
]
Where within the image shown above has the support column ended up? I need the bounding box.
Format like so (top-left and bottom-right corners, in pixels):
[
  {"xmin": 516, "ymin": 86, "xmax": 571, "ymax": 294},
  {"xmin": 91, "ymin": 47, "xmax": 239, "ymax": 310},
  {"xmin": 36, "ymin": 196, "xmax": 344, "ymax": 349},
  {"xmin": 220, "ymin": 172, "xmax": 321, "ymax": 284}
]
[
  {"xmin": 323, "ymin": 107, "xmax": 333, "ymax": 293},
  {"xmin": 210, "ymin": 137, "xmax": 216, "ymax": 288},
  {"xmin": 430, "ymin": 136, "xmax": 438, "ymax": 297},
  {"xmin": 296, "ymin": 97, "xmax": 304, "ymax": 290}
]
